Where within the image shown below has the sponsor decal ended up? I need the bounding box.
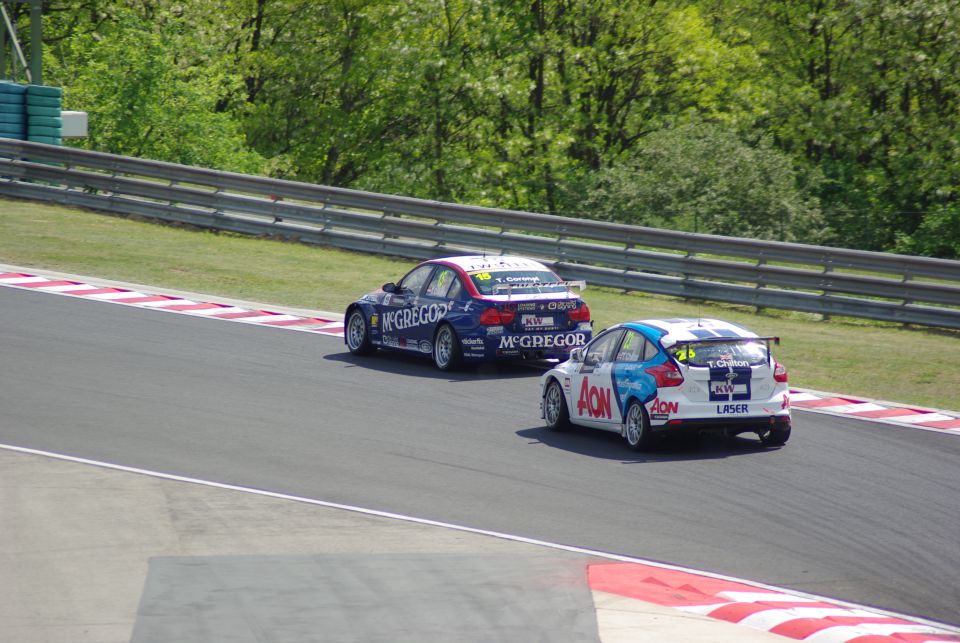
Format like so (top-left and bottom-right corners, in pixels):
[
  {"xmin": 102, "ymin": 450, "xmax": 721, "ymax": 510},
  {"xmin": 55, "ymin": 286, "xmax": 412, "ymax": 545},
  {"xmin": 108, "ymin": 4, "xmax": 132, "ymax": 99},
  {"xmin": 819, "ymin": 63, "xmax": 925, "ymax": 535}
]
[
  {"xmin": 382, "ymin": 302, "xmax": 451, "ymax": 332},
  {"xmin": 710, "ymin": 382, "xmax": 748, "ymax": 396},
  {"xmin": 370, "ymin": 314, "xmax": 378, "ymax": 327},
  {"xmin": 547, "ymin": 300, "xmax": 578, "ymax": 311},
  {"xmin": 486, "ymin": 325, "xmax": 504, "ymax": 335},
  {"xmin": 504, "ymin": 275, "xmax": 541, "ymax": 283},
  {"xmin": 649, "ymin": 396, "xmax": 679, "ymax": 421},
  {"xmin": 577, "ymin": 377, "xmax": 612, "ymax": 419},
  {"xmin": 418, "ymin": 340, "xmax": 433, "ymax": 354},
  {"xmin": 717, "ymin": 403, "xmax": 750, "ymax": 414},
  {"xmin": 521, "ymin": 314, "xmax": 554, "ymax": 328},
  {"xmin": 461, "ymin": 337, "xmax": 485, "ymax": 347},
  {"xmin": 382, "ymin": 336, "xmax": 400, "ymax": 348},
  {"xmin": 517, "ymin": 303, "xmax": 538, "ymax": 312},
  {"xmin": 563, "ymin": 377, "xmax": 571, "ymax": 391},
  {"xmin": 709, "ymin": 359, "xmax": 751, "ymax": 368},
  {"xmin": 498, "ymin": 332, "xmax": 588, "ymax": 350},
  {"xmin": 708, "ymin": 366, "xmax": 752, "ymax": 401}
]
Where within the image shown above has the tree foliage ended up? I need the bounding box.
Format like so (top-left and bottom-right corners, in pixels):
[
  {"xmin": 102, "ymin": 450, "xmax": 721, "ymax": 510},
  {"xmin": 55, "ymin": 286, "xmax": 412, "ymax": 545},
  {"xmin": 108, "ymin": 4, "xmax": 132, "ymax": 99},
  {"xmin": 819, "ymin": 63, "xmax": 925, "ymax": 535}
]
[{"xmin": 18, "ymin": 0, "xmax": 960, "ymax": 257}]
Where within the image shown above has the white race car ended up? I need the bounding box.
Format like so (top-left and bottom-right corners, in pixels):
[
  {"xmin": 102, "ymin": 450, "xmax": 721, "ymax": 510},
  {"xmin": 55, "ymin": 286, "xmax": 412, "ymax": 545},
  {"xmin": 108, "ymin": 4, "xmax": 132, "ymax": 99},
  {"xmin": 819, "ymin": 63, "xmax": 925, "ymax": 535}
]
[{"xmin": 539, "ymin": 318, "xmax": 791, "ymax": 450}]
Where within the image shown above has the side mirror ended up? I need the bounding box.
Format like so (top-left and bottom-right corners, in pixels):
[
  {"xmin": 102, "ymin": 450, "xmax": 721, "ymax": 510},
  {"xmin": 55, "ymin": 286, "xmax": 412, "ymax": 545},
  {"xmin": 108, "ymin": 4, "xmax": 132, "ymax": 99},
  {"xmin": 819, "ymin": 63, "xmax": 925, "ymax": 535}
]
[
  {"xmin": 382, "ymin": 282, "xmax": 397, "ymax": 293},
  {"xmin": 570, "ymin": 347, "xmax": 584, "ymax": 362}
]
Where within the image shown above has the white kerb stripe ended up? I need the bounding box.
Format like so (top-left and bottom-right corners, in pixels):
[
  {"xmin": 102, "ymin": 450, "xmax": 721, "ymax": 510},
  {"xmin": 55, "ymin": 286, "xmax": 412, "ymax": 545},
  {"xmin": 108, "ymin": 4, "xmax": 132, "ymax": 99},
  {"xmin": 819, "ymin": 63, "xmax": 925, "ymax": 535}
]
[
  {"xmin": 893, "ymin": 413, "xmax": 956, "ymax": 424},
  {"xmin": 35, "ymin": 283, "xmax": 97, "ymax": 292},
  {"xmin": 188, "ymin": 306, "xmax": 250, "ymax": 316},
  {"xmin": 1, "ymin": 276, "xmax": 51, "ymax": 284},
  {"xmin": 788, "ymin": 392, "xmax": 822, "ymax": 402},
  {"xmin": 675, "ymin": 603, "xmax": 734, "ymax": 616},
  {"xmin": 86, "ymin": 291, "xmax": 149, "ymax": 300},
  {"xmin": 135, "ymin": 299, "xmax": 196, "ymax": 307},
  {"xmin": 817, "ymin": 403, "xmax": 887, "ymax": 414},
  {"xmin": 236, "ymin": 314, "xmax": 300, "ymax": 323},
  {"xmin": 739, "ymin": 607, "xmax": 879, "ymax": 630},
  {"xmin": 805, "ymin": 623, "xmax": 951, "ymax": 642},
  {"xmin": 717, "ymin": 591, "xmax": 819, "ymax": 603}
]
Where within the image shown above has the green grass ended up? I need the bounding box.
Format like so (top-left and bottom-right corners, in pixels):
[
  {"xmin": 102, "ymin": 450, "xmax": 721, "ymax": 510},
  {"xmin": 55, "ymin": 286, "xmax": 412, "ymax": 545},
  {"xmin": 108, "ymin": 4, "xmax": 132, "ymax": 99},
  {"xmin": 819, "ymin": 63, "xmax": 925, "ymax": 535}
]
[{"xmin": 2, "ymin": 196, "xmax": 958, "ymax": 412}]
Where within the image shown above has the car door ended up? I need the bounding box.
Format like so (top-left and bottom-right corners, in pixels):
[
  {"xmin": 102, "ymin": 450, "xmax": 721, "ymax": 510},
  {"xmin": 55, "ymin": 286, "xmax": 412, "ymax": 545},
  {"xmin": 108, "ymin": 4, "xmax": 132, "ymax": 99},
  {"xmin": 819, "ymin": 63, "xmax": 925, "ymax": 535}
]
[
  {"xmin": 611, "ymin": 329, "xmax": 661, "ymax": 417},
  {"xmin": 378, "ymin": 264, "xmax": 435, "ymax": 351},
  {"xmin": 419, "ymin": 265, "xmax": 463, "ymax": 353},
  {"xmin": 570, "ymin": 328, "xmax": 624, "ymax": 428}
]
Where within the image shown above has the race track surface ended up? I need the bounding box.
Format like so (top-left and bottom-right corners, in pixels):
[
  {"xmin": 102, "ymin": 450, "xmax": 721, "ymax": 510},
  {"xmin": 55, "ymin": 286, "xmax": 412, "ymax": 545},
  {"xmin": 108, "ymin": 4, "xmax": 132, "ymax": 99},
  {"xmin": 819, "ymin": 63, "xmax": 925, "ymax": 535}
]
[{"xmin": 2, "ymin": 285, "xmax": 958, "ymax": 626}]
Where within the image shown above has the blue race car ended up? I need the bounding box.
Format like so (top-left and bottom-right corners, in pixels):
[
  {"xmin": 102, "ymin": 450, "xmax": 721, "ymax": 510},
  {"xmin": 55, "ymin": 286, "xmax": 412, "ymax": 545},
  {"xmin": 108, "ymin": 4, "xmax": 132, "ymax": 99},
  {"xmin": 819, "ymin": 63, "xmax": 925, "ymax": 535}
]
[{"xmin": 344, "ymin": 255, "xmax": 592, "ymax": 370}]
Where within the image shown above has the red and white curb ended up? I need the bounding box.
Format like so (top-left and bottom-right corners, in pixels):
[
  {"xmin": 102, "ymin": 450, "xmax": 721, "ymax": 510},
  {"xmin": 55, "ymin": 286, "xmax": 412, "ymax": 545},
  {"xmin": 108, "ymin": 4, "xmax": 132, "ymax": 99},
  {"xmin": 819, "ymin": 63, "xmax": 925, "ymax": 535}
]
[
  {"xmin": 790, "ymin": 390, "xmax": 960, "ymax": 436},
  {"xmin": 589, "ymin": 563, "xmax": 960, "ymax": 642},
  {"xmin": 0, "ymin": 271, "xmax": 345, "ymax": 337}
]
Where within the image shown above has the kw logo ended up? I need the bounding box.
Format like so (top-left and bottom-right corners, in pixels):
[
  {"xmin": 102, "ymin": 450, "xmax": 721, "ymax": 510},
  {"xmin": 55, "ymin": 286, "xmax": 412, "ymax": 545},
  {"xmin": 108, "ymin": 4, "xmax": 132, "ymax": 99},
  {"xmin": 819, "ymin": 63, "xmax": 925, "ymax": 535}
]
[{"xmin": 578, "ymin": 377, "xmax": 612, "ymax": 419}]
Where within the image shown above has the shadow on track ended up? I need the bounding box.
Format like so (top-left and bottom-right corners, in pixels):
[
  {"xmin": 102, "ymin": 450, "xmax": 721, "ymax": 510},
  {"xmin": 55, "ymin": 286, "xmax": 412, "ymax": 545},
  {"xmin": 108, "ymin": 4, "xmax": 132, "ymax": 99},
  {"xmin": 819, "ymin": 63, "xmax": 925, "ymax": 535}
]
[
  {"xmin": 516, "ymin": 425, "xmax": 782, "ymax": 463},
  {"xmin": 324, "ymin": 350, "xmax": 552, "ymax": 382}
]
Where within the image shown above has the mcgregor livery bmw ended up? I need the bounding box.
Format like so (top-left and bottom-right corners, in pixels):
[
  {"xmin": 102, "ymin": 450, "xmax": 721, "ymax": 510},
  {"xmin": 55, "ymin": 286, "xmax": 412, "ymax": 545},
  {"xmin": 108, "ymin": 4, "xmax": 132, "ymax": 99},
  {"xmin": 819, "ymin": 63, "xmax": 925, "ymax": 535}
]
[
  {"xmin": 539, "ymin": 318, "xmax": 791, "ymax": 450},
  {"xmin": 344, "ymin": 255, "xmax": 592, "ymax": 370}
]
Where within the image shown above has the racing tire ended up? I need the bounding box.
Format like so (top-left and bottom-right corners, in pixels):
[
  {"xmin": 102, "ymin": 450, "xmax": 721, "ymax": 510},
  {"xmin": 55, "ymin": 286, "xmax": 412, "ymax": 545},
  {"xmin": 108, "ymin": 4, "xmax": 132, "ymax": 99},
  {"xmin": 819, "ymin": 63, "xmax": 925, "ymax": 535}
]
[
  {"xmin": 543, "ymin": 379, "xmax": 570, "ymax": 431},
  {"xmin": 345, "ymin": 309, "xmax": 376, "ymax": 356},
  {"xmin": 624, "ymin": 400, "xmax": 654, "ymax": 451},
  {"xmin": 758, "ymin": 425, "xmax": 790, "ymax": 447},
  {"xmin": 433, "ymin": 323, "xmax": 462, "ymax": 371}
]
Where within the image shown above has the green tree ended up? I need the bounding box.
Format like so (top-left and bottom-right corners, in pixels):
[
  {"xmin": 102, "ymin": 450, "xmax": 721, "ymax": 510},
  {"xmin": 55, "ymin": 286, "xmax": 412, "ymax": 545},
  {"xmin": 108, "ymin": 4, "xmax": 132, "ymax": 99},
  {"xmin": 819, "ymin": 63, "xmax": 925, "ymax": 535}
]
[{"xmin": 572, "ymin": 121, "xmax": 824, "ymax": 243}]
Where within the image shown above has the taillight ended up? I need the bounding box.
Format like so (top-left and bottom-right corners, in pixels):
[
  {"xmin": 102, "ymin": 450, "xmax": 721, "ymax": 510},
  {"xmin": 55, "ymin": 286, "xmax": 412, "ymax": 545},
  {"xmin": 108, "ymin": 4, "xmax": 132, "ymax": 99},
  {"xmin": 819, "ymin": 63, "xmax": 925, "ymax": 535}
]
[
  {"xmin": 568, "ymin": 303, "xmax": 591, "ymax": 322},
  {"xmin": 480, "ymin": 306, "xmax": 515, "ymax": 325},
  {"xmin": 645, "ymin": 362, "xmax": 684, "ymax": 387},
  {"xmin": 774, "ymin": 362, "xmax": 788, "ymax": 383}
]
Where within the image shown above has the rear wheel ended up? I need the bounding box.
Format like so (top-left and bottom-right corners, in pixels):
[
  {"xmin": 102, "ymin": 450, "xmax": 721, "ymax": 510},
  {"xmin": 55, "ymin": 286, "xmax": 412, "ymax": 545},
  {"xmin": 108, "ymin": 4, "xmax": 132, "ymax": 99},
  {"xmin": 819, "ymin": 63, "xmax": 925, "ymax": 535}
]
[
  {"xmin": 543, "ymin": 379, "xmax": 570, "ymax": 431},
  {"xmin": 433, "ymin": 323, "xmax": 462, "ymax": 371},
  {"xmin": 759, "ymin": 425, "xmax": 790, "ymax": 446},
  {"xmin": 345, "ymin": 309, "xmax": 375, "ymax": 356},
  {"xmin": 624, "ymin": 400, "xmax": 654, "ymax": 451}
]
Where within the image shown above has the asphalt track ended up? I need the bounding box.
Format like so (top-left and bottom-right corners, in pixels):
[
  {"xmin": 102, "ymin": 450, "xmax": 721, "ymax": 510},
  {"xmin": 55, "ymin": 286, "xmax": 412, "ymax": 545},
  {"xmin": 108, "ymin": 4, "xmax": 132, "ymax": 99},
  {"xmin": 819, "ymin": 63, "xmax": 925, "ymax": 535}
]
[{"xmin": 2, "ymin": 285, "xmax": 958, "ymax": 627}]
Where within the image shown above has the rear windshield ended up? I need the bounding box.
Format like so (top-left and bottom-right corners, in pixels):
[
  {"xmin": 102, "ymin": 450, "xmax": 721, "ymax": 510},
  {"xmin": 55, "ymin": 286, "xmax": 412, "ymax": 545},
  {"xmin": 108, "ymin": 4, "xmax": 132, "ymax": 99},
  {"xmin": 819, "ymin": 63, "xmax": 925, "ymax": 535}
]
[
  {"xmin": 469, "ymin": 270, "xmax": 565, "ymax": 295},
  {"xmin": 668, "ymin": 340, "xmax": 769, "ymax": 368}
]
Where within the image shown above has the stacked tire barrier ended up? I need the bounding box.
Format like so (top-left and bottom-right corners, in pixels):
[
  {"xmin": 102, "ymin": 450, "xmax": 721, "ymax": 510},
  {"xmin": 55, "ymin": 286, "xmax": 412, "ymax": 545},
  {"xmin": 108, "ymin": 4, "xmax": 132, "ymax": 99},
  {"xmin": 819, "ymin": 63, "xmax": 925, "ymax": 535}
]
[
  {"xmin": 26, "ymin": 84, "xmax": 62, "ymax": 145},
  {"xmin": 0, "ymin": 81, "xmax": 27, "ymax": 140}
]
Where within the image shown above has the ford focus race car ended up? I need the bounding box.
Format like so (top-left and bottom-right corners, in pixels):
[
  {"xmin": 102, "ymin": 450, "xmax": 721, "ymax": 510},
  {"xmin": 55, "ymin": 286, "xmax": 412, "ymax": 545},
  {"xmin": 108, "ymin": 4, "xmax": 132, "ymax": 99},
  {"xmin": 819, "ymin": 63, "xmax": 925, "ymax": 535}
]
[
  {"xmin": 344, "ymin": 256, "xmax": 592, "ymax": 370},
  {"xmin": 539, "ymin": 318, "xmax": 791, "ymax": 450}
]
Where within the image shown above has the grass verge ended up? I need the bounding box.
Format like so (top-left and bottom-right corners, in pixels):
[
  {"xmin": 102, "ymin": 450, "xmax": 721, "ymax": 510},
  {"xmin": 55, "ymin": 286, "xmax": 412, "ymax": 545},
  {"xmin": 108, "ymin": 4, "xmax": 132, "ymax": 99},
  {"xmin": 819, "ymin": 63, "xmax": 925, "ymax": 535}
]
[{"xmin": 1, "ymin": 196, "xmax": 957, "ymax": 412}]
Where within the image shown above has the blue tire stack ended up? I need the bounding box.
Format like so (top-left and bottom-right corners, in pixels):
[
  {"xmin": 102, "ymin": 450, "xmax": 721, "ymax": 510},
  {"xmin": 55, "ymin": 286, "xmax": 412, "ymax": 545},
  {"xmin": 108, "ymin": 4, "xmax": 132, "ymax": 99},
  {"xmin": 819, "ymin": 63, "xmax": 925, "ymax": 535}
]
[
  {"xmin": 0, "ymin": 81, "xmax": 28, "ymax": 140},
  {"xmin": 26, "ymin": 84, "xmax": 63, "ymax": 145}
]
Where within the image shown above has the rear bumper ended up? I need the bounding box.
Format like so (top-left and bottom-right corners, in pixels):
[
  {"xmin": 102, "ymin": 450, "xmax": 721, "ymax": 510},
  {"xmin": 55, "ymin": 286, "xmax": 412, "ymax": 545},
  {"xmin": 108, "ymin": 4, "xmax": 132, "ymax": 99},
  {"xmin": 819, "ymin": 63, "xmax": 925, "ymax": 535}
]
[{"xmin": 651, "ymin": 414, "xmax": 791, "ymax": 437}]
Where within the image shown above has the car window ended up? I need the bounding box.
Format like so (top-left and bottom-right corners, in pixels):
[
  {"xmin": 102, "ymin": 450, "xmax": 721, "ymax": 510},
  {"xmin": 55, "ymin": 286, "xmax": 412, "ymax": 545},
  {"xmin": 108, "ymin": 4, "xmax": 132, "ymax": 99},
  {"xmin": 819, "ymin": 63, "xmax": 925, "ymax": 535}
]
[
  {"xmin": 615, "ymin": 330, "xmax": 650, "ymax": 362},
  {"xmin": 642, "ymin": 338, "xmax": 660, "ymax": 361},
  {"xmin": 585, "ymin": 329, "xmax": 624, "ymax": 366},
  {"xmin": 399, "ymin": 265, "xmax": 435, "ymax": 296},
  {"xmin": 468, "ymin": 269, "xmax": 565, "ymax": 295},
  {"xmin": 425, "ymin": 267, "xmax": 459, "ymax": 298},
  {"xmin": 669, "ymin": 339, "xmax": 768, "ymax": 367}
]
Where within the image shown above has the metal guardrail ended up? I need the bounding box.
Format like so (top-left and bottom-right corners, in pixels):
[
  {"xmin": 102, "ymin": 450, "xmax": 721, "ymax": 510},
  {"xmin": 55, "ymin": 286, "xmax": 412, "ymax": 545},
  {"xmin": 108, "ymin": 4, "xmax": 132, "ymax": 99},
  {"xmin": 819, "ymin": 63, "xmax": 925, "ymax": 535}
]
[{"xmin": 2, "ymin": 139, "xmax": 959, "ymax": 329}]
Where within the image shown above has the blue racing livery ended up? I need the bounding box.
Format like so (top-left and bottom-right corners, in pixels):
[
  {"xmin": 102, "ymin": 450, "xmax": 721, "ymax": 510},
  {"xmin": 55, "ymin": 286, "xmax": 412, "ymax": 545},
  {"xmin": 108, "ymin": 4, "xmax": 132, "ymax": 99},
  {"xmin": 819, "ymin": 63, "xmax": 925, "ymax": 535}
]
[{"xmin": 344, "ymin": 255, "xmax": 592, "ymax": 370}]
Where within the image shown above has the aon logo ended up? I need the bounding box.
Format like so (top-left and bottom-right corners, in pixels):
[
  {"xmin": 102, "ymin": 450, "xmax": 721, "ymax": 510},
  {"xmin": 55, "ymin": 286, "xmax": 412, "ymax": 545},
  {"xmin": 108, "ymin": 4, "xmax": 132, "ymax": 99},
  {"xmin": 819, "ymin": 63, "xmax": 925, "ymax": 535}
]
[{"xmin": 577, "ymin": 377, "xmax": 612, "ymax": 419}]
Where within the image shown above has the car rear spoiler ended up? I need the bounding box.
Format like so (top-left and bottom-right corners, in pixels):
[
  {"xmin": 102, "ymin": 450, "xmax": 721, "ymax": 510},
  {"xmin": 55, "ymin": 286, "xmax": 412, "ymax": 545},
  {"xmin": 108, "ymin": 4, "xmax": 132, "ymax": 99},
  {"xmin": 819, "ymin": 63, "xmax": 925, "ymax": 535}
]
[
  {"xmin": 663, "ymin": 336, "xmax": 780, "ymax": 349},
  {"xmin": 491, "ymin": 280, "xmax": 587, "ymax": 297}
]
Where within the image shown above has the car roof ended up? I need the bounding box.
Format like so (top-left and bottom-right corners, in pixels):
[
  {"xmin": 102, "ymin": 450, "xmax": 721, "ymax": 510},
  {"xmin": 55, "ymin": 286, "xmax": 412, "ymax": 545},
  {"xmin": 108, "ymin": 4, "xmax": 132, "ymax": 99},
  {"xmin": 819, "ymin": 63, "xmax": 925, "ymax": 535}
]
[
  {"xmin": 624, "ymin": 318, "xmax": 759, "ymax": 347},
  {"xmin": 431, "ymin": 255, "xmax": 552, "ymax": 273}
]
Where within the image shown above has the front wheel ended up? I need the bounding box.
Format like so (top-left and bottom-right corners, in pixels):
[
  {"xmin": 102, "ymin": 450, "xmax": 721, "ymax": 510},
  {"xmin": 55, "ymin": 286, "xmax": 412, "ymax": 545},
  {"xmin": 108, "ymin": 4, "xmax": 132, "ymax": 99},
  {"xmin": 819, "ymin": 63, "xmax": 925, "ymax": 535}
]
[
  {"xmin": 433, "ymin": 323, "xmax": 462, "ymax": 371},
  {"xmin": 345, "ymin": 309, "xmax": 375, "ymax": 356},
  {"xmin": 543, "ymin": 379, "xmax": 570, "ymax": 431},
  {"xmin": 624, "ymin": 400, "xmax": 654, "ymax": 451}
]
